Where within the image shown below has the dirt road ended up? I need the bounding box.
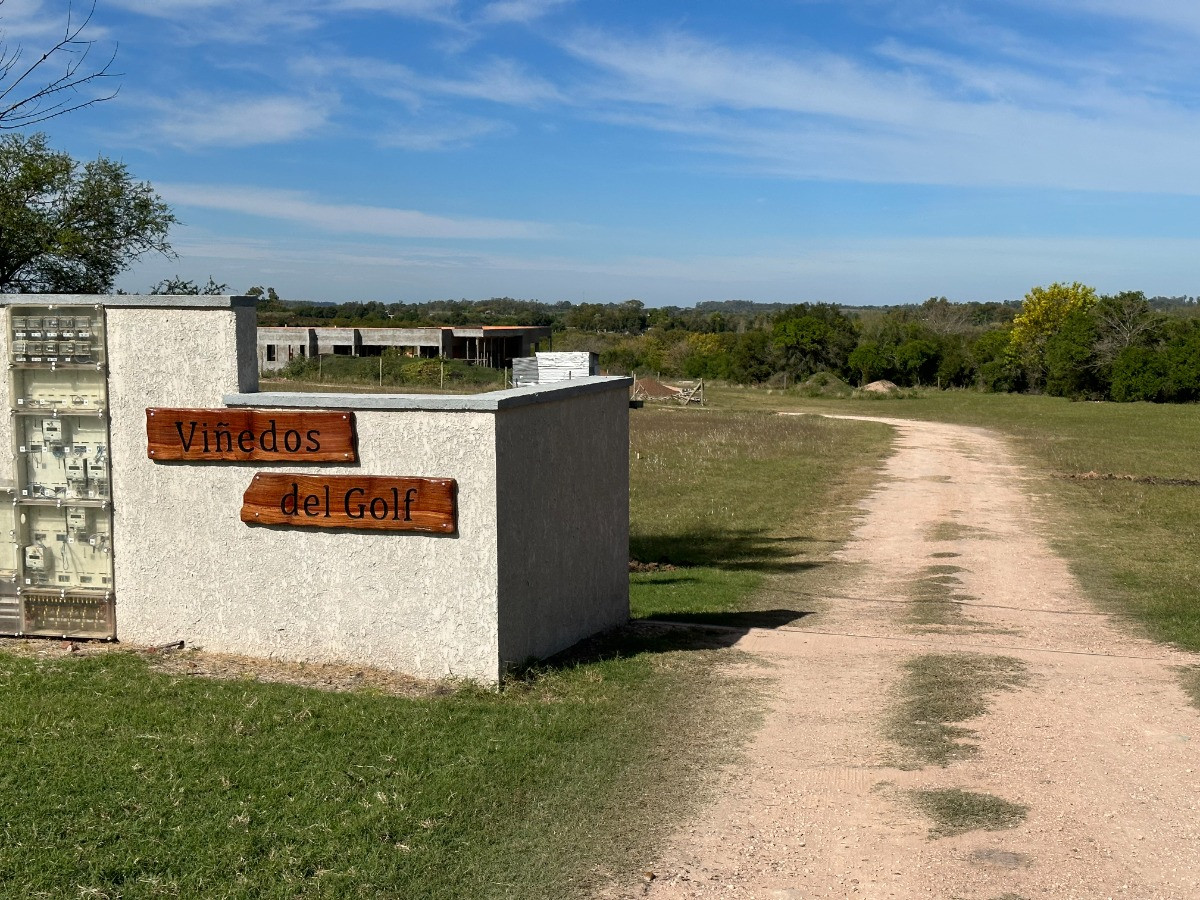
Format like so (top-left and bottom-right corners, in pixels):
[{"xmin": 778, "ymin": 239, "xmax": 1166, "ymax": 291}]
[{"xmin": 634, "ymin": 414, "xmax": 1200, "ymax": 899}]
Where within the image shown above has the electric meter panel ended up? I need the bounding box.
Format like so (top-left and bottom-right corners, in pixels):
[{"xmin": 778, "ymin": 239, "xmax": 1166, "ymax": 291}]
[
  {"xmin": 10, "ymin": 313, "xmax": 105, "ymax": 366},
  {"xmin": 18, "ymin": 505, "xmax": 112, "ymax": 592},
  {"xmin": 18, "ymin": 416, "xmax": 110, "ymax": 501},
  {"xmin": 5, "ymin": 305, "xmax": 114, "ymax": 640},
  {"xmin": 0, "ymin": 498, "xmax": 17, "ymax": 635},
  {"xmin": 12, "ymin": 368, "xmax": 106, "ymax": 413}
]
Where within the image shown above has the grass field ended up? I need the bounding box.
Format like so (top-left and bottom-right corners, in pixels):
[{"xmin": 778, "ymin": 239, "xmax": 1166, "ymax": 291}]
[
  {"xmin": 710, "ymin": 385, "xmax": 1200, "ymax": 653},
  {"xmin": 628, "ymin": 406, "xmax": 892, "ymax": 626},
  {"xmin": 0, "ymin": 401, "xmax": 891, "ymax": 899}
]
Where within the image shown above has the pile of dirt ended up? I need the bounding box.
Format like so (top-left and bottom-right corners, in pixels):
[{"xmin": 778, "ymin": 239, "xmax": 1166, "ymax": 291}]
[
  {"xmin": 632, "ymin": 377, "xmax": 682, "ymax": 399},
  {"xmin": 861, "ymin": 379, "xmax": 899, "ymax": 393},
  {"xmin": 629, "ymin": 560, "xmax": 679, "ymax": 573},
  {"xmin": 1056, "ymin": 470, "xmax": 1200, "ymax": 486}
]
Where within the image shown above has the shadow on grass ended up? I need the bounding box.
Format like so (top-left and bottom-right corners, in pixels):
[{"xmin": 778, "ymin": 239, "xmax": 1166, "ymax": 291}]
[
  {"xmin": 630, "ymin": 526, "xmax": 836, "ymax": 573},
  {"xmin": 642, "ymin": 609, "xmax": 814, "ymax": 629},
  {"xmin": 512, "ymin": 610, "xmax": 813, "ymax": 684}
]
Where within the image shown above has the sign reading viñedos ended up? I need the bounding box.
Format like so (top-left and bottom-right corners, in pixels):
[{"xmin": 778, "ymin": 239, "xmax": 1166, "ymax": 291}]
[
  {"xmin": 242, "ymin": 474, "xmax": 457, "ymax": 534},
  {"xmin": 146, "ymin": 408, "xmax": 357, "ymax": 462}
]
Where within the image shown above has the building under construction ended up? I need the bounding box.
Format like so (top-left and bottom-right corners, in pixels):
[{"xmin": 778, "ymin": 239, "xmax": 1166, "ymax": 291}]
[{"xmin": 257, "ymin": 325, "xmax": 552, "ymax": 371}]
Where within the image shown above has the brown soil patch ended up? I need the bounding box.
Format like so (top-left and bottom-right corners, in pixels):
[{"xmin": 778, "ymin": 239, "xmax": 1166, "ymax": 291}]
[{"xmin": 0, "ymin": 638, "xmax": 447, "ymax": 698}]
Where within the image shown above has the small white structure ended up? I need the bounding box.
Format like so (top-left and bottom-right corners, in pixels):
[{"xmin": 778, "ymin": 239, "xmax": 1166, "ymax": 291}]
[
  {"xmin": 512, "ymin": 351, "xmax": 600, "ymax": 386},
  {"xmin": 0, "ymin": 295, "xmax": 631, "ymax": 683}
]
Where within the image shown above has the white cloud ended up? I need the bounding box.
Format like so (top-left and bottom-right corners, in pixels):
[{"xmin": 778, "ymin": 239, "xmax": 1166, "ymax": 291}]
[
  {"xmin": 152, "ymin": 93, "xmax": 333, "ymax": 147},
  {"xmin": 380, "ymin": 116, "xmax": 511, "ymax": 150},
  {"xmin": 477, "ymin": 0, "xmax": 572, "ymax": 25},
  {"xmin": 559, "ymin": 28, "xmax": 1200, "ymax": 193},
  {"xmin": 160, "ymin": 183, "xmax": 553, "ymax": 239},
  {"xmin": 297, "ymin": 52, "xmax": 562, "ymax": 108}
]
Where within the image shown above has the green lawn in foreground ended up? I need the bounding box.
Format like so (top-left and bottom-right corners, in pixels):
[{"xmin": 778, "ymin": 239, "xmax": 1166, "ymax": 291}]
[
  {"xmin": 710, "ymin": 385, "xmax": 1200, "ymax": 651},
  {"xmin": 0, "ymin": 402, "xmax": 892, "ymax": 899},
  {"xmin": 0, "ymin": 636, "xmax": 735, "ymax": 900}
]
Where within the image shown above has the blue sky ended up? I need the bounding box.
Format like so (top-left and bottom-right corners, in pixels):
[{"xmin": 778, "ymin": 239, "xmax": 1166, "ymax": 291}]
[{"xmin": 10, "ymin": 0, "xmax": 1200, "ymax": 305}]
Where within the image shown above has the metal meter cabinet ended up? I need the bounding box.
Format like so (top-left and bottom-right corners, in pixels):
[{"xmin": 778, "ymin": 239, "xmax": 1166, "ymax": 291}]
[{"xmin": 5, "ymin": 306, "xmax": 114, "ymax": 639}]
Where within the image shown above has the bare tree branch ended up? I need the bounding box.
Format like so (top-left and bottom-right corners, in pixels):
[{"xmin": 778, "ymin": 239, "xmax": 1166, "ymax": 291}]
[{"xmin": 0, "ymin": 0, "xmax": 119, "ymax": 130}]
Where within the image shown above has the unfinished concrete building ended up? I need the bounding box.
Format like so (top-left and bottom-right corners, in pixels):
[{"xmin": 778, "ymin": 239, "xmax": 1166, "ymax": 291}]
[{"xmin": 258, "ymin": 325, "xmax": 552, "ymax": 372}]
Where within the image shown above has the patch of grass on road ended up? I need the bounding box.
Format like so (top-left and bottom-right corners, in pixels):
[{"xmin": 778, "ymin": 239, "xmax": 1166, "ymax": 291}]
[
  {"xmin": 629, "ymin": 407, "xmax": 892, "ymax": 623},
  {"xmin": 907, "ymin": 566, "xmax": 976, "ymax": 628},
  {"xmin": 888, "ymin": 653, "xmax": 1027, "ymax": 767},
  {"xmin": 910, "ymin": 788, "xmax": 1028, "ymax": 838}
]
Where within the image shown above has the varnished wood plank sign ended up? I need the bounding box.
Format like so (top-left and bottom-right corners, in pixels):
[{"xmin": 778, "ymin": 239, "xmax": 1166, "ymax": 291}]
[
  {"xmin": 241, "ymin": 474, "xmax": 457, "ymax": 534},
  {"xmin": 147, "ymin": 408, "xmax": 357, "ymax": 462}
]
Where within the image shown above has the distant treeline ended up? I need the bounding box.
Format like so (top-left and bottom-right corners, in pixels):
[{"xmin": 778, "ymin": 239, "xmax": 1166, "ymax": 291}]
[{"xmin": 246, "ymin": 284, "xmax": 1200, "ymax": 403}]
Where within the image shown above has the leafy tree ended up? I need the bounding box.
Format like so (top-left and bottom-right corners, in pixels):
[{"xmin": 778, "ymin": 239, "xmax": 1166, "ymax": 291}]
[
  {"xmin": 971, "ymin": 328, "xmax": 1024, "ymax": 392},
  {"xmin": 1010, "ymin": 282, "xmax": 1098, "ymax": 385},
  {"xmin": 848, "ymin": 340, "xmax": 888, "ymax": 385},
  {"xmin": 1044, "ymin": 308, "xmax": 1102, "ymax": 398},
  {"xmin": 0, "ymin": 132, "xmax": 175, "ymax": 292},
  {"xmin": 0, "ymin": 1, "xmax": 117, "ymax": 129},
  {"xmin": 771, "ymin": 303, "xmax": 857, "ymax": 379}
]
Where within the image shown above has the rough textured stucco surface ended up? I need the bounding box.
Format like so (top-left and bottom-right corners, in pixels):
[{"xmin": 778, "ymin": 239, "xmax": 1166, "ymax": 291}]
[
  {"xmin": 495, "ymin": 386, "xmax": 630, "ymax": 669},
  {"xmin": 106, "ymin": 307, "xmax": 502, "ymax": 681}
]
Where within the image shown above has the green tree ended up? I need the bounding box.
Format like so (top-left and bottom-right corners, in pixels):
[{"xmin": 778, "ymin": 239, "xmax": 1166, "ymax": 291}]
[
  {"xmin": 1043, "ymin": 308, "xmax": 1102, "ymax": 398},
  {"xmin": 0, "ymin": 132, "xmax": 175, "ymax": 292},
  {"xmin": 771, "ymin": 303, "xmax": 857, "ymax": 379},
  {"xmin": 1009, "ymin": 282, "xmax": 1098, "ymax": 386}
]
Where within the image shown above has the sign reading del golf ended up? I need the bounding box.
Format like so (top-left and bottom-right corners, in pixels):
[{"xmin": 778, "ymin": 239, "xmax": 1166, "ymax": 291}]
[{"xmin": 242, "ymin": 474, "xmax": 457, "ymax": 534}]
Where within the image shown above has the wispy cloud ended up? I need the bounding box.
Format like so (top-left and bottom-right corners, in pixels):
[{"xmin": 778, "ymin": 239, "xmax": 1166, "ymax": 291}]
[
  {"xmin": 560, "ymin": 27, "xmax": 1200, "ymax": 193},
  {"xmin": 295, "ymin": 53, "xmax": 562, "ymax": 108},
  {"xmin": 379, "ymin": 116, "xmax": 511, "ymax": 150},
  {"xmin": 150, "ymin": 93, "xmax": 334, "ymax": 147},
  {"xmin": 160, "ymin": 183, "xmax": 553, "ymax": 239}
]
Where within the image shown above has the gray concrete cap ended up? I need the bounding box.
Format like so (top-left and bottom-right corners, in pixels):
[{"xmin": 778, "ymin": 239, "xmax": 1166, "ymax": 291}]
[
  {"xmin": 224, "ymin": 376, "xmax": 632, "ymax": 411},
  {"xmin": 0, "ymin": 294, "xmax": 256, "ymax": 308}
]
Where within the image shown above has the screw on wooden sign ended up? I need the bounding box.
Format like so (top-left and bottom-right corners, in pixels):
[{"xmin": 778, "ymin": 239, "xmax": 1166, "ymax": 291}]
[
  {"xmin": 241, "ymin": 474, "xmax": 457, "ymax": 534},
  {"xmin": 146, "ymin": 408, "xmax": 357, "ymax": 462}
]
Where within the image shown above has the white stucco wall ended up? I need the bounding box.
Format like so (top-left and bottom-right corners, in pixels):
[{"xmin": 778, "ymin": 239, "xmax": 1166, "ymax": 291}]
[
  {"xmin": 105, "ymin": 305, "xmax": 501, "ymax": 679},
  {"xmin": 0, "ymin": 296, "xmax": 631, "ymax": 683},
  {"xmin": 495, "ymin": 386, "xmax": 630, "ymax": 669}
]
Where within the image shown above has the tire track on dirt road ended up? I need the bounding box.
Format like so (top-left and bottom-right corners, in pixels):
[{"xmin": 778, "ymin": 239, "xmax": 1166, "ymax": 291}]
[{"xmin": 624, "ymin": 414, "xmax": 1200, "ymax": 899}]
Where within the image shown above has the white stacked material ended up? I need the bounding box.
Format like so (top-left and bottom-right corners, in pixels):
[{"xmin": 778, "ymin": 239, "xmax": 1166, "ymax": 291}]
[
  {"xmin": 512, "ymin": 357, "xmax": 539, "ymax": 386},
  {"xmin": 534, "ymin": 351, "xmax": 598, "ymax": 383}
]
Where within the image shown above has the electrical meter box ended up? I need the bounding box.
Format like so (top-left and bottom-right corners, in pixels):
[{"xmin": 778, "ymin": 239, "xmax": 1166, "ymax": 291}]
[{"xmin": 4, "ymin": 305, "xmax": 114, "ymax": 639}]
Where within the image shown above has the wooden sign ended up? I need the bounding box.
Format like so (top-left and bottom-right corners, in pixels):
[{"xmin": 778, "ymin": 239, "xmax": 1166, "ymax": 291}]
[
  {"xmin": 147, "ymin": 408, "xmax": 356, "ymax": 462},
  {"xmin": 241, "ymin": 474, "xmax": 457, "ymax": 534}
]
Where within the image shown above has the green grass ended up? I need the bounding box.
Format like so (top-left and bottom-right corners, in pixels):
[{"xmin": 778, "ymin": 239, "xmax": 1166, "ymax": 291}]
[
  {"xmin": 907, "ymin": 566, "xmax": 976, "ymax": 628},
  {"xmin": 629, "ymin": 406, "xmax": 893, "ymax": 625},
  {"xmin": 888, "ymin": 653, "xmax": 1028, "ymax": 767},
  {"xmin": 910, "ymin": 788, "xmax": 1028, "ymax": 838},
  {"xmin": 0, "ymin": 636, "xmax": 750, "ymax": 899},
  {"xmin": 710, "ymin": 385, "xmax": 1200, "ymax": 652}
]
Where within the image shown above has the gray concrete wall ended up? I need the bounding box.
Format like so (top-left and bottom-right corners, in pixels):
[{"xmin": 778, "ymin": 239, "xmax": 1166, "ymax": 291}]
[{"xmin": 494, "ymin": 381, "xmax": 630, "ymax": 669}]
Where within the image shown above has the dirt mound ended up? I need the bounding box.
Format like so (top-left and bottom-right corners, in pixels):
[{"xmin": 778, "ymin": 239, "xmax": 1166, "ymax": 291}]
[
  {"xmin": 632, "ymin": 377, "xmax": 682, "ymax": 399},
  {"xmin": 861, "ymin": 379, "xmax": 899, "ymax": 393}
]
